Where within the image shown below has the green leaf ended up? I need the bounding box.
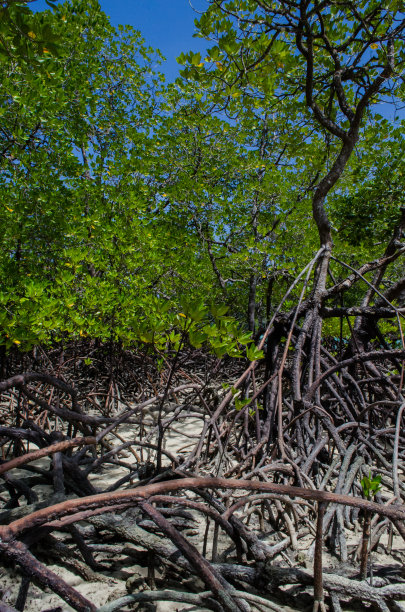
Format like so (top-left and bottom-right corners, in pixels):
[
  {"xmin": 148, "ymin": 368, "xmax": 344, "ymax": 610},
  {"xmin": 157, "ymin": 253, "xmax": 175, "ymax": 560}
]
[
  {"xmin": 361, "ymin": 472, "xmax": 382, "ymax": 500},
  {"xmin": 235, "ymin": 397, "xmax": 250, "ymax": 411},
  {"xmin": 246, "ymin": 345, "xmax": 264, "ymax": 361},
  {"xmin": 190, "ymin": 52, "xmax": 202, "ymax": 66}
]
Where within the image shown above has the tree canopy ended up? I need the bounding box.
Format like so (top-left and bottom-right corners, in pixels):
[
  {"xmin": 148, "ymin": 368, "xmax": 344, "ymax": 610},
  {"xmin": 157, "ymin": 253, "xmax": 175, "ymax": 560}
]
[
  {"xmin": 0, "ymin": 0, "xmax": 404, "ymax": 353},
  {"xmin": 0, "ymin": 3, "xmax": 405, "ymax": 611}
]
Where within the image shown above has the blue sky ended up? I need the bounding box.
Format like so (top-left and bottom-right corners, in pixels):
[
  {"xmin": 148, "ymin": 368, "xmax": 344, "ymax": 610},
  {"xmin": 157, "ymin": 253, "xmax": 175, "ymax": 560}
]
[
  {"xmin": 32, "ymin": 0, "xmax": 402, "ymax": 120},
  {"xmin": 33, "ymin": 0, "xmax": 210, "ymax": 81}
]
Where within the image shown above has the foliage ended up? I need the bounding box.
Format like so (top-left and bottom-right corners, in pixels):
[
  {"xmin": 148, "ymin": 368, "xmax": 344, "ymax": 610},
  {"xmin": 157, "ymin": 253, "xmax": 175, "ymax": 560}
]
[
  {"xmin": 0, "ymin": 0, "xmax": 404, "ymax": 355},
  {"xmin": 176, "ymin": 0, "xmax": 405, "ymax": 330},
  {"xmin": 0, "ymin": 0, "xmax": 260, "ymax": 358},
  {"xmin": 361, "ymin": 472, "xmax": 382, "ymax": 500},
  {"xmin": 0, "ymin": 0, "xmax": 61, "ymax": 66},
  {"xmin": 332, "ymin": 124, "xmax": 405, "ymax": 246},
  {"xmin": 0, "ymin": 6, "xmax": 404, "ymax": 608}
]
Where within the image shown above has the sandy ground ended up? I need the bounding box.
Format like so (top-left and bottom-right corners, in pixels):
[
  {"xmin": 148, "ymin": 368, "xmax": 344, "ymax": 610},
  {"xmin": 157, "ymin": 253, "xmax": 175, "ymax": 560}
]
[
  {"xmin": 1, "ymin": 414, "xmax": 404, "ymax": 611},
  {"xmin": 0, "ymin": 415, "xmax": 213, "ymax": 611}
]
